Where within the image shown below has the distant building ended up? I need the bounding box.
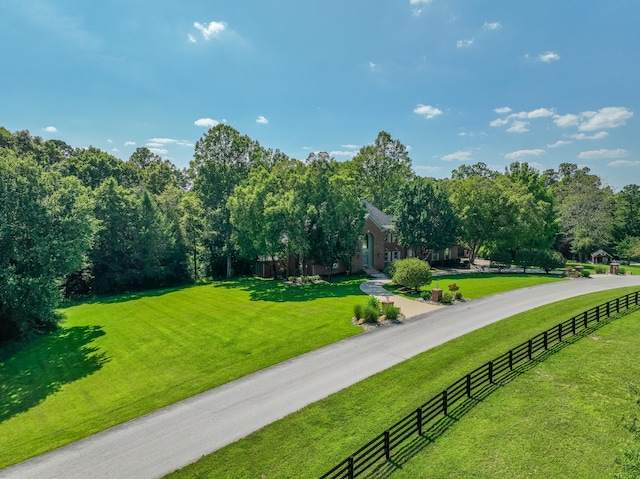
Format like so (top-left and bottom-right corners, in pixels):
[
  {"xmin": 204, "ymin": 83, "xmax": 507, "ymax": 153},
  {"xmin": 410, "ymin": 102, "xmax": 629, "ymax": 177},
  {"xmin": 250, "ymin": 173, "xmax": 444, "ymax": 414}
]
[{"xmin": 590, "ymin": 249, "xmax": 614, "ymax": 264}]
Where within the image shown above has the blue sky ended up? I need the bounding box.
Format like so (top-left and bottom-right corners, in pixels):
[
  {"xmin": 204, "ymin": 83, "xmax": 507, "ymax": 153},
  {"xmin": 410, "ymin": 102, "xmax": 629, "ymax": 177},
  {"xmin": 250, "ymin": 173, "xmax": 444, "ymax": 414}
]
[{"xmin": 1, "ymin": 0, "xmax": 638, "ymax": 190}]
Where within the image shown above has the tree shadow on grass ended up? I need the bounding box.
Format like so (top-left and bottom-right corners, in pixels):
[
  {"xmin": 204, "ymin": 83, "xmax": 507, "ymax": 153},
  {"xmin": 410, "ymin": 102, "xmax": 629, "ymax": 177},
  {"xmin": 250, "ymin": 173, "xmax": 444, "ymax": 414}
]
[
  {"xmin": 212, "ymin": 277, "xmax": 366, "ymax": 303},
  {"xmin": 69, "ymin": 283, "xmax": 199, "ymax": 306},
  {"xmin": 0, "ymin": 326, "xmax": 108, "ymax": 423}
]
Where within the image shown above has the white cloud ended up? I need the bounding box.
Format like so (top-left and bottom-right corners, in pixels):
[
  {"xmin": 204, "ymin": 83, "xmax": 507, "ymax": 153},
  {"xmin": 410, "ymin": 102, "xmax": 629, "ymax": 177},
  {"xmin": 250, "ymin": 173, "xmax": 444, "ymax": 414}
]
[
  {"xmin": 330, "ymin": 150, "xmax": 357, "ymax": 158},
  {"xmin": 578, "ymin": 107, "xmax": 633, "ymax": 131},
  {"xmin": 149, "ymin": 148, "xmax": 168, "ymax": 155},
  {"xmin": 414, "ymin": 165, "xmax": 443, "ymax": 173},
  {"xmin": 578, "ymin": 149, "xmax": 628, "ymax": 160},
  {"xmin": 303, "ymin": 146, "xmax": 313, "ymax": 150},
  {"xmin": 146, "ymin": 142, "xmax": 164, "ymax": 148},
  {"xmin": 148, "ymin": 138, "xmax": 178, "ymax": 144},
  {"xmin": 410, "ymin": 0, "xmax": 432, "ymax": 16},
  {"xmin": 507, "ymin": 121, "xmax": 530, "ymax": 133},
  {"xmin": 124, "ymin": 141, "xmax": 136, "ymax": 146},
  {"xmin": 44, "ymin": 126, "xmax": 57, "ymax": 133},
  {"xmin": 107, "ymin": 139, "xmax": 113, "ymax": 143},
  {"xmin": 111, "ymin": 148, "xmax": 120, "ymax": 153},
  {"xmin": 414, "ymin": 104, "xmax": 443, "ymax": 119},
  {"xmin": 571, "ymin": 131, "xmax": 608, "ymax": 140},
  {"xmin": 609, "ymin": 160, "xmax": 640, "ymax": 167},
  {"xmin": 256, "ymin": 115, "xmax": 269, "ymax": 125},
  {"xmin": 369, "ymin": 62, "xmax": 377, "ymax": 71},
  {"xmin": 494, "ymin": 107, "xmax": 511, "ymax": 114},
  {"xmin": 194, "ymin": 21, "xmax": 226, "ymax": 40},
  {"xmin": 483, "ymin": 22, "xmax": 502, "ymax": 30},
  {"xmin": 457, "ymin": 38, "xmax": 474, "ymax": 48},
  {"xmin": 553, "ymin": 113, "xmax": 580, "ymax": 128},
  {"xmin": 342, "ymin": 144, "xmax": 359, "ymax": 149},
  {"xmin": 538, "ymin": 51, "xmax": 560, "ymax": 63},
  {"xmin": 547, "ymin": 140, "xmax": 572, "ymax": 148},
  {"xmin": 505, "ymin": 149, "xmax": 546, "ymax": 160},
  {"xmin": 177, "ymin": 141, "xmax": 194, "ymax": 147},
  {"xmin": 490, "ymin": 117, "xmax": 510, "ymax": 127},
  {"xmin": 194, "ymin": 118, "xmax": 219, "ymax": 128},
  {"xmin": 188, "ymin": 34, "xmax": 197, "ymax": 43},
  {"xmin": 442, "ymin": 150, "xmax": 473, "ymax": 162}
]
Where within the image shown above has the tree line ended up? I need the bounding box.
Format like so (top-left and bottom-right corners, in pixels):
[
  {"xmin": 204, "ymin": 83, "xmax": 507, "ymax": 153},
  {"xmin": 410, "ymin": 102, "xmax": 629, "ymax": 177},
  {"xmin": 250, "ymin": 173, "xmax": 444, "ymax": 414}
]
[{"xmin": 1, "ymin": 124, "xmax": 639, "ymax": 339}]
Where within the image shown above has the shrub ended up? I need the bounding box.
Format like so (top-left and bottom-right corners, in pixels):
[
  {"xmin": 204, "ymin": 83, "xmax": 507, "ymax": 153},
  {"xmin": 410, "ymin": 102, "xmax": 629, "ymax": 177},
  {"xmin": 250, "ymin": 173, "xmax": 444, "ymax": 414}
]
[
  {"xmin": 619, "ymin": 266, "xmax": 627, "ymax": 275},
  {"xmin": 365, "ymin": 295, "xmax": 381, "ymax": 311},
  {"xmin": 582, "ymin": 270, "xmax": 591, "ymax": 278},
  {"xmin": 420, "ymin": 290, "xmax": 432, "ymax": 301},
  {"xmin": 454, "ymin": 291, "xmax": 463, "ymax": 300},
  {"xmin": 392, "ymin": 258, "xmax": 432, "ymax": 291},
  {"xmin": 382, "ymin": 304, "xmax": 400, "ymax": 321},
  {"xmin": 383, "ymin": 261, "xmax": 398, "ymax": 279},
  {"xmin": 353, "ymin": 304, "xmax": 363, "ymax": 319},
  {"xmin": 309, "ymin": 275, "xmax": 321, "ymax": 282},
  {"xmin": 536, "ymin": 249, "xmax": 567, "ymax": 273},
  {"xmin": 514, "ymin": 249, "xmax": 537, "ymax": 272},
  {"xmin": 287, "ymin": 276, "xmax": 295, "ymax": 282},
  {"xmin": 441, "ymin": 293, "xmax": 453, "ymax": 304},
  {"xmin": 595, "ymin": 265, "xmax": 607, "ymax": 274},
  {"xmin": 363, "ymin": 306, "xmax": 379, "ymax": 324},
  {"xmin": 490, "ymin": 250, "xmax": 512, "ymax": 271},
  {"xmin": 448, "ymin": 283, "xmax": 459, "ymax": 292}
]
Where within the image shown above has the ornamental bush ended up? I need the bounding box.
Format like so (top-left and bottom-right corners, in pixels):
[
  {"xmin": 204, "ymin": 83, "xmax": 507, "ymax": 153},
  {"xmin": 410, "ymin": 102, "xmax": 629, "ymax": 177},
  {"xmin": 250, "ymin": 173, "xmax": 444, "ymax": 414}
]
[
  {"xmin": 363, "ymin": 306, "xmax": 379, "ymax": 324},
  {"xmin": 382, "ymin": 304, "xmax": 400, "ymax": 321},
  {"xmin": 535, "ymin": 249, "xmax": 567, "ymax": 273},
  {"xmin": 365, "ymin": 295, "xmax": 381, "ymax": 311},
  {"xmin": 392, "ymin": 258, "xmax": 432, "ymax": 292},
  {"xmin": 353, "ymin": 304, "xmax": 363, "ymax": 320}
]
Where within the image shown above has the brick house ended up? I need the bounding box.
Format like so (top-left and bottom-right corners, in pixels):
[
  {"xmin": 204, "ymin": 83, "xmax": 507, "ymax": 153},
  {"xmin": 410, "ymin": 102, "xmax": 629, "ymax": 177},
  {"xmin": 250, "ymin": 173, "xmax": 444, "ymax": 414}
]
[{"xmin": 255, "ymin": 200, "xmax": 460, "ymax": 277}]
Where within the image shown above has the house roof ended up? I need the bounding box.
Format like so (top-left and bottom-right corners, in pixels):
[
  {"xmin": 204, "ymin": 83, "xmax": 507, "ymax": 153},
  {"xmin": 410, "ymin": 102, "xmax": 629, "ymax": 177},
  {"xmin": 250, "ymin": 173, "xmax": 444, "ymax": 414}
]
[
  {"xmin": 591, "ymin": 249, "xmax": 613, "ymax": 258},
  {"xmin": 362, "ymin": 199, "xmax": 393, "ymax": 231}
]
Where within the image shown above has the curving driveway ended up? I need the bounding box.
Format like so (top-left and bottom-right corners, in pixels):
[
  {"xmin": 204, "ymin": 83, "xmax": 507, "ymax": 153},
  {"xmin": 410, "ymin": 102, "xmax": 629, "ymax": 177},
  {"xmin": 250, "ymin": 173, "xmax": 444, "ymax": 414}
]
[{"xmin": 3, "ymin": 275, "xmax": 640, "ymax": 479}]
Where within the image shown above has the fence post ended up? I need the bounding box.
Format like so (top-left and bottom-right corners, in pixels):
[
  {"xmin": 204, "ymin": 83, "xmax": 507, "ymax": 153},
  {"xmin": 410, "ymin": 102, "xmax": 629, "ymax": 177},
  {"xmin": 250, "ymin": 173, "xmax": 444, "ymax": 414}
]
[
  {"xmin": 384, "ymin": 430, "xmax": 390, "ymax": 461},
  {"xmin": 543, "ymin": 331, "xmax": 548, "ymax": 350},
  {"xmin": 348, "ymin": 456, "xmax": 354, "ymax": 479},
  {"xmin": 558, "ymin": 323, "xmax": 563, "ymax": 343},
  {"xmin": 626, "ymin": 294, "xmax": 629, "ymax": 310},
  {"xmin": 509, "ymin": 349, "xmax": 513, "ymax": 371},
  {"xmin": 596, "ymin": 306, "xmax": 600, "ymax": 323},
  {"xmin": 616, "ymin": 298, "xmax": 620, "ymax": 314},
  {"xmin": 572, "ymin": 316, "xmax": 576, "ymax": 335},
  {"xmin": 417, "ymin": 407, "xmax": 423, "ymax": 435},
  {"xmin": 606, "ymin": 302, "xmax": 610, "ymax": 318},
  {"xmin": 528, "ymin": 339, "xmax": 533, "ymax": 360},
  {"xmin": 466, "ymin": 374, "xmax": 471, "ymax": 397},
  {"xmin": 488, "ymin": 361, "xmax": 494, "ymax": 384},
  {"xmin": 442, "ymin": 390, "xmax": 448, "ymax": 416},
  {"xmin": 584, "ymin": 311, "xmax": 588, "ymax": 329},
  {"xmin": 636, "ymin": 291, "xmax": 639, "ymax": 305}
]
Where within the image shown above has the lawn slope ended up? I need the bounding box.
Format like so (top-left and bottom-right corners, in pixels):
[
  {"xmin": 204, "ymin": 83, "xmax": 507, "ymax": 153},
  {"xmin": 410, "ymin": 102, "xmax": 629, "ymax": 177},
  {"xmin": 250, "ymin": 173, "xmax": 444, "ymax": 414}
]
[{"xmin": 0, "ymin": 278, "xmax": 365, "ymax": 468}]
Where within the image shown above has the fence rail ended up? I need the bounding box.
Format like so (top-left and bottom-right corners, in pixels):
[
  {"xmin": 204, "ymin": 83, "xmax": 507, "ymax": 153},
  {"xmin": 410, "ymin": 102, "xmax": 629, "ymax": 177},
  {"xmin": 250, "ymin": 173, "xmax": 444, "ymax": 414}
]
[{"xmin": 319, "ymin": 290, "xmax": 640, "ymax": 479}]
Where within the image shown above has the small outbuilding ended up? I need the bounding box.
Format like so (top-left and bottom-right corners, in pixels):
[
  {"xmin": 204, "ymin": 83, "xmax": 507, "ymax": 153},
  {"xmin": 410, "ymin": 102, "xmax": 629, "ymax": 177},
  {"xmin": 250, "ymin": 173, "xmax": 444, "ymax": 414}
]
[{"xmin": 590, "ymin": 249, "xmax": 614, "ymax": 264}]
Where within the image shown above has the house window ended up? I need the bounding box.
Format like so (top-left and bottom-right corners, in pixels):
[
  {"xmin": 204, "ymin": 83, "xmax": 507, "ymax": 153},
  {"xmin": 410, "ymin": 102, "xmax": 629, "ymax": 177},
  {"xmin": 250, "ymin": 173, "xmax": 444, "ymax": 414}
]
[
  {"xmin": 407, "ymin": 248, "xmax": 414, "ymax": 258},
  {"xmin": 385, "ymin": 232, "xmax": 394, "ymax": 243},
  {"xmin": 384, "ymin": 251, "xmax": 391, "ymax": 263},
  {"xmin": 432, "ymin": 251, "xmax": 440, "ymax": 262},
  {"xmin": 393, "ymin": 250, "xmax": 400, "ymax": 261}
]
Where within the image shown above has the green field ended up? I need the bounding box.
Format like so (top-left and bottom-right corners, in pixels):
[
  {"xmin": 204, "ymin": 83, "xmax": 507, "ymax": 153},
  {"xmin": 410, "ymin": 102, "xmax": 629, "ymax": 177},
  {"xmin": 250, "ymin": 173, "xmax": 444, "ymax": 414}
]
[
  {"xmin": 0, "ymin": 277, "xmax": 366, "ymax": 468},
  {"xmin": 385, "ymin": 272, "xmax": 566, "ymax": 299},
  {"xmin": 167, "ymin": 287, "xmax": 640, "ymax": 479}
]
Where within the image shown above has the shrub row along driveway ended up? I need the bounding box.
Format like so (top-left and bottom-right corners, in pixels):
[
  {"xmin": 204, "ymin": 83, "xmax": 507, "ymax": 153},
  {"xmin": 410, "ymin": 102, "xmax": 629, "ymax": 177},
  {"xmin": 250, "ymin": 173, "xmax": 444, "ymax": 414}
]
[{"xmin": 3, "ymin": 275, "xmax": 640, "ymax": 479}]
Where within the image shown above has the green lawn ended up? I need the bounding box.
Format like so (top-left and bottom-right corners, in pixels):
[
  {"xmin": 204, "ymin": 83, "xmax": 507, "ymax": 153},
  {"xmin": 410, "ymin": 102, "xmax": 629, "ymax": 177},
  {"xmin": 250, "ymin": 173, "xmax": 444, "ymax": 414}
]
[
  {"xmin": 166, "ymin": 287, "xmax": 640, "ymax": 479},
  {"xmin": 384, "ymin": 272, "xmax": 567, "ymax": 299},
  {"xmin": 0, "ymin": 277, "xmax": 366, "ymax": 468}
]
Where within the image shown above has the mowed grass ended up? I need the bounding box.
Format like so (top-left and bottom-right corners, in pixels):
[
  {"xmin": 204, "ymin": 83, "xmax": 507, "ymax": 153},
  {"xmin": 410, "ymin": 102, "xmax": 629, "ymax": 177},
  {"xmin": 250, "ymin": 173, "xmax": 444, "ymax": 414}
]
[
  {"xmin": 385, "ymin": 272, "xmax": 566, "ymax": 299},
  {"xmin": 0, "ymin": 277, "xmax": 366, "ymax": 468},
  {"xmin": 166, "ymin": 287, "xmax": 640, "ymax": 479}
]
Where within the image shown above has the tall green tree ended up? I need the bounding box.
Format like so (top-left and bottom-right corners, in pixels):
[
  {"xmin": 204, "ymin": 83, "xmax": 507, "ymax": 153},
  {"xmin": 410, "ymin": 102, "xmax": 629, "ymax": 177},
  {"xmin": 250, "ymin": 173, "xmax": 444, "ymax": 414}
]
[
  {"xmin": 551, "ymin": 163, "xmax": 615, "ymax": 261},
  {"xmin": 190, "ymin": 125, "xmax": 262, "ymax": 278},
  {"xmin": 228, "ymin": 160, "xmax": 307, "ymax": 277},
  {"xmin": 392, "ymin": 177, "xmax": 459, "ymax": 260},
  {"xmin": 303, "ymin": 153, "xmax": 364, "ymax": 281},
  {"xmin": 0, "ymin": 149, "xmax": 95, "ymax": 339},
  {"xmin": 349, "ymin": 131, "xmax": 413, "ymax": 212},
  {"xmin": 179, "ymin": 193, "xmax": 206, "ymax": 281}
]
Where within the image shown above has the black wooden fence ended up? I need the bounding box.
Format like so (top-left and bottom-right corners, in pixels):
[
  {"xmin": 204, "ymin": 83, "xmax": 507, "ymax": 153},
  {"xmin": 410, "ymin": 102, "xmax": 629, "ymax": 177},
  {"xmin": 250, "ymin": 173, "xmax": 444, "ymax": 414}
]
[{"xmin": 319, "ymin": 290, "xmax": 640, "ymax": 479}]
